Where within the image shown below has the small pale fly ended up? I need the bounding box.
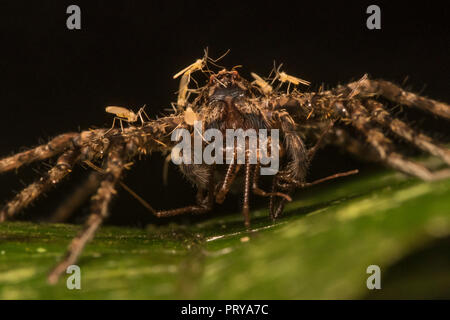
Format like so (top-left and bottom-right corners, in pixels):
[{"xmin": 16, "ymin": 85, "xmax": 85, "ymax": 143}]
[
  {"xmin": 173, "ymin": 57, "xmax": 206, "ymax": 80},
  {"xmin": 278, "ymin": 71, "xmax": 311, "ymax": 87},
  {"xmin": 105, "ymin": 105, "xmax": 148, "ymax": 132},
  {"xmin": 184, "ymin": 106, "xmax": 198, "ymax": 126},
  {"xmin": 270, "ymin": 63, "xmax": 311, "ymax": 93},
  {"xmin": 251, "ymin": 72, "xmax": 273, "ymax": 95},
  {"xmin": 173, "ymin": 49, "xmax": 230, "ymax": 108},
  {"xmin": 176, "ymin": 73, "xmax": 191, "ymax": 108}
]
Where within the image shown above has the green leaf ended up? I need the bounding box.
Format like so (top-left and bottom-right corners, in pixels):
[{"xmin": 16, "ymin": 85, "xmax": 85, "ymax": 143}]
[{"xmin": 1, "ymin": 168, "xmax": 449, "ymax": 299}]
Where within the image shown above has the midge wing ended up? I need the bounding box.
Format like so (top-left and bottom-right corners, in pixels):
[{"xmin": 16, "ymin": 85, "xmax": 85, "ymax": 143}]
[
  {"xmin": 173, "ymin": 59, "xmax": 204, "ymax": 79},
  {"xmin": 105, "ymin": 106, "xmax": 134, "ymax": 118}
]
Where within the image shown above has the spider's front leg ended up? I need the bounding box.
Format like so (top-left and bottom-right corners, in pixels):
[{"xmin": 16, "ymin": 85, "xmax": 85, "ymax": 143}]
[
  {"xmin": 0, "ymin": 132, "xmax": 79, "ymax": 174},
  {"xmin": 0, "ymin": 149, "xmax": 80, "ymax": 222},
  {"xmin": 152, "ymin": 164, "xmax": 215, "ymax": 217}
]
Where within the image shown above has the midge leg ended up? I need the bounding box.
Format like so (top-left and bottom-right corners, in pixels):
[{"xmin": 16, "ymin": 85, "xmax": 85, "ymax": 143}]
[
  {"xmin": 48, "ymin": 145, "xmax": 126, "ymax": 284},
  {"xmin": 346, "ymin": 78, "xmax": 450, "ymax": 119},
  {"xmin": 0, "ymin": 132, "xmax": 79, "ymax": 174},
  {"xmin": 365, "ymin": 99, "xmax": 450, "ymax": 165},
  {"xmin": 0, "ymin": 149, "xmax": 80, "ymax": 222}
]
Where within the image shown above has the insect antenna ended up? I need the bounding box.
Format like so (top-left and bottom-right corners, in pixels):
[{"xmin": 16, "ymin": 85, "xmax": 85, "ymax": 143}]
[{"xmin": 205, "ymin": 48, "xmax": 231, "ymax": 70}]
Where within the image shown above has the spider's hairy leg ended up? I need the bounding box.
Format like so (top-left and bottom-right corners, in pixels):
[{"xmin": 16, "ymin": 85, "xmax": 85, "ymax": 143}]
[
  {"xmin": 269, "ymin": 177, "xmax": 293, "ymax": 220},
  {"xmin": 49, "ymin": 172, "xmax": 102, "ymax": 223},
  {"xmin": 47, "ymin": 144, "xmax": 126, "ymax": 284},
  {"xmin": 348, "ymin": 101, "xmax": 450, "ymax": 181},
  {"xmin": 347, "ymin": 78, "xmax": 450, "ymax": 119},
  {"xmin": 268, "ymin": 111, "xmax": 308, "ymax": 219},
  {"xmin": 331, "ymin": 127, "xmax": 379, "ymax": 163},
  {"xmin": 215, "ymin": 162, "xmax": 241, "ymax": 204},
  {"xmin": 153, "ymin": 166, "xmax": 215, "ymax": 217},
  {"xmin": 275, "ymin": 111, "xmax": 309, "ymax": 183},
  {"xmin": 366, "ymin": 99, "xmax": 450, "ymax": 165},
  {"xmin": 0, "ymin": 149, "xmax": 80, "ymax": 222},
  {"xmin": 252, "ymin": 163, "xmax": 292, "ymax": 201},
  {"xmin": 0, "ymin": 132, "xmax": 79, "ymax": 174},
  {"xmin": 242, "ymin": 153, "xmax": 253, "ymax": 227}
]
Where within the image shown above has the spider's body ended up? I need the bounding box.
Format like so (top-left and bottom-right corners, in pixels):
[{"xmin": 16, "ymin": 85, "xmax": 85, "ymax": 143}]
[{"xmin": 0, "ymin": 64, "xmax": 449, "ymax": 284}]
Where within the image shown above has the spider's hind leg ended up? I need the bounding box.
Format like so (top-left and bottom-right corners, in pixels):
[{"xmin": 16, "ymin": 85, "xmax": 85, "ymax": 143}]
[
  {"xmin": 347, "ymin": 78, "xmax": 450, "ymax": 120},
  {"xmin": 49, "ymin": 172, "xmax": 102, "ymax": 223},
  {"xmin": 48, "ymin": 144, "xmax": 126, "ymax": 284},
  {"xmin": 366, "ymin": 99, "xmax": 450, "ymax": 165},
  {"xmin": 0, "ymin": 149, "xmax": 80, "ymax": 222},
  {"xmin": 348, "ymin": 100, "xmax": 450, "ymax": 181}
]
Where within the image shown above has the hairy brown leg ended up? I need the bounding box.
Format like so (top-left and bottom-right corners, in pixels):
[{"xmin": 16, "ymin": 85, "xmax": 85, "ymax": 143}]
[
  {"xmin": 271, "ymin": 169, "xmax": 358, "ymax": 219},
  {"xmin": 349, "ymin": 100, "xmax": 450, "ymax": 181},
  {"xmin": 242, "ymin": 157, "xmax": 253, "ymax": 227},
  {"xmin": 347, "ymin": 78, "xmax": 450, "ymax": 119},
  {"xmin": 215, "ymin": 162, "xmax": 241, "ymax": 204},
  {"xmin": 269, "ymin": 179, "xmax": 292, "ymax": 220},
  {"xmin": 330, "ymin": 127, "xmax": 379, "ymax": 162},
  {"xmin": 266, "ymin": 111, "xmax": 308, "ymax": 219},
  {"xmin": 49, "ymin": 172, "xmax": 102, "ymax": 223},
  {"xmin": 47, "ymin": 145, "xmax": 125, "ymax": 284},
  {"xmin": 365, "ymin": 99, "xmax": 450, "ymax": 165},
  {"xmin": 275, "ymin": 111, "xmax": 308, "ymax": 182},
  {"xmin": 0, "ymin": 149, "xmax": 80, "ymax": 222},
  {"xmin": 277, "ymin": 169, "xmax": 359, "ymax": 189},
  {"xmin": 307, "ymin": 120, "xmax": 335, "ymax": 161},
  {"xmin": 153, "ymin": 166, "xmax": 215, "ymax": 217},
  {"xmin": 252, "ymin": 164, "xmax": 291, "ymax": 201},
  {"xmin": 0, "ymin": 132, "xmax": 79, "ymax": 174}
]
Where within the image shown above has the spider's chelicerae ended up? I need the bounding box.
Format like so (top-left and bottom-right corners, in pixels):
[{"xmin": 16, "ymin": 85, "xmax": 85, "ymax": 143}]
[{"xmin": 1, "ymin": 59, "xmax": 449, "ymax": 284}]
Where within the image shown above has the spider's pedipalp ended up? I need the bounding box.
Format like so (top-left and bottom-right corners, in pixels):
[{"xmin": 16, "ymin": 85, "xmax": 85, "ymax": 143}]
[
  {"xmin": 48, "ymin": 144, "xmax": 126, "ymax": 284},
  {"xmin": 0, "ymin": 149, "xmax": 80, "ymax": 222},
  {"xmin": 0, "ymin": 132, "xmax": 79, "ymax": 174},
  {"xmin": 366, "ymin": 99, "xmax": 450, "ymax": 165},
  {"xmin": 347, "ymin": 78, "xmax": 450, "ymax": 120}
]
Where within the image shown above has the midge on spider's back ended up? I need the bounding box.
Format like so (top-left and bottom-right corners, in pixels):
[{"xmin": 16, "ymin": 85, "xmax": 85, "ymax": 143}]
[{"xmin": 0, "ymin": 51, "xmax": 449, "ymax": 285}]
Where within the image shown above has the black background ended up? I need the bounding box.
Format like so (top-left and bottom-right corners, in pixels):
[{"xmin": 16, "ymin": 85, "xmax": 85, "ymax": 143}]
[{"xmin": 0, "ymin": 1, "xmax": 448, "ymax": 226}]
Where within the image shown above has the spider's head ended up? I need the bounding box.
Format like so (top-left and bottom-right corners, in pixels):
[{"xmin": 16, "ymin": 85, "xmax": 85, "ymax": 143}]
[{"xmin": 207, "ymin": 69, "xmax": 249, "ymax": 102}]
